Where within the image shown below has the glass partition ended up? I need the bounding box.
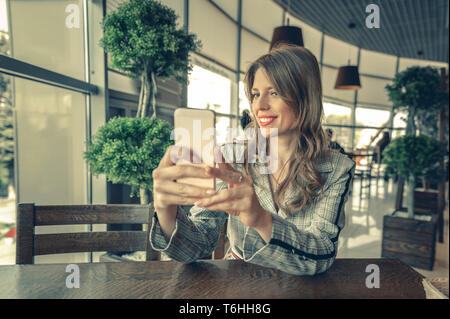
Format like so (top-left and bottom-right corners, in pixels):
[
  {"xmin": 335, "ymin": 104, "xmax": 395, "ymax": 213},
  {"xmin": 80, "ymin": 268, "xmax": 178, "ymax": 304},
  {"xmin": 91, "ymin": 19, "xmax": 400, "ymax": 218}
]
[
  {"xmin": 187, "ymin": 64, "xmax": 231, "ymax": 114},
  {"xmin": 9, "ymin": 0, "xmax": 86, "ymax": 80},
  {"xmin": 323, "ymin": 102, "xmax": 352, "ymax": 150},
  {"xmin": 354, "ymin": 107, "xmax": 390, "ymax": 149}
]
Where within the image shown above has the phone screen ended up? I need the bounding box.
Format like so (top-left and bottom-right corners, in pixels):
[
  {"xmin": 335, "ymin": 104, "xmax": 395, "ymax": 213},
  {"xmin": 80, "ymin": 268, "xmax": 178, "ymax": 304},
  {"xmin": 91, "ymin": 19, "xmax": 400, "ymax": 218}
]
[{"xmin": 173, "ymin": 108, "xmax": 216, "ymax": 189}]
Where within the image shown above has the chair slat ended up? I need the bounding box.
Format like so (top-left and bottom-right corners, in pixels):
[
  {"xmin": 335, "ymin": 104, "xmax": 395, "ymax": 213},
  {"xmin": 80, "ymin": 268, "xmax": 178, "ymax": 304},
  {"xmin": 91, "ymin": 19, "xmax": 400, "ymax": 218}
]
[
  {"xmin": 34, "ymin": 231, "xmax": 148, "ymax": 255},
  {"xmin": 34, "ymin": 204, "xmax": 153, "ymax": 226}
]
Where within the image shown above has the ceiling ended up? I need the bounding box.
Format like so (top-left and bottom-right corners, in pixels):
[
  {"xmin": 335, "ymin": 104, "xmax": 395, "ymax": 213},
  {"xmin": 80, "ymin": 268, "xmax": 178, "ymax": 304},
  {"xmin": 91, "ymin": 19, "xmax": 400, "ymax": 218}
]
[{"xmin": 274, "ymin": 0, "xmax": 449, "ymax": 63}]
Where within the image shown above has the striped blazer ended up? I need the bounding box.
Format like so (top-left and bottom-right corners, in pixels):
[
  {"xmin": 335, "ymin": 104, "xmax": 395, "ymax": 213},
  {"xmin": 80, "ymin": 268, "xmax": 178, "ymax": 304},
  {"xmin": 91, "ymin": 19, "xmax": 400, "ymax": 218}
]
[{"xmin": 150, "ymin": 144, "xmax": 356, "ymax": 275}]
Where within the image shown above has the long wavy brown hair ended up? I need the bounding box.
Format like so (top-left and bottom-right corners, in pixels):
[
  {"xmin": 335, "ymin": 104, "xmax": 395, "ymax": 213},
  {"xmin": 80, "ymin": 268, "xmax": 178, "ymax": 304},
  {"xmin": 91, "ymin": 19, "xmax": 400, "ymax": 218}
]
[{"xmin": 241, "ymin": 44, "xmax": 331, "ymax": 214}]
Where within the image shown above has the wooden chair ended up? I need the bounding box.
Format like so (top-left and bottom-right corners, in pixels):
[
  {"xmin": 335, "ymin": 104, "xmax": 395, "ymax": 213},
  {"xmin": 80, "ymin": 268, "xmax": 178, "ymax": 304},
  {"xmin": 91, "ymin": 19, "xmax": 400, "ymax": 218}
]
[
  {"xmin": 353, "ymin": 148, "xmax": 374, "ymax": 199},
  {"xmin": 16, "ymin": 203, "xmax": 160, "ymax": 264}
]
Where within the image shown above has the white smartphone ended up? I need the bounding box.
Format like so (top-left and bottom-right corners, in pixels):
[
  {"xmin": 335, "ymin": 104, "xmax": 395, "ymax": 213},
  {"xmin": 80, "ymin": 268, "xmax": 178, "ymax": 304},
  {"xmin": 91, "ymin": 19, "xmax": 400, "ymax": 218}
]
[{"xmin": 173, "ymin": 108, "xmax": 216, "ymax": 189}]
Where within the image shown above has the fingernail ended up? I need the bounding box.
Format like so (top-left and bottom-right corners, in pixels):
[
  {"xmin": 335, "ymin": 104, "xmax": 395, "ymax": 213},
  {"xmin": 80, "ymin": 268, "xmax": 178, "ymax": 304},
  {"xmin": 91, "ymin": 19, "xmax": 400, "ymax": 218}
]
[{"xmin": 206, "ymin": 189, "xmax": 215, "ymax": 195}]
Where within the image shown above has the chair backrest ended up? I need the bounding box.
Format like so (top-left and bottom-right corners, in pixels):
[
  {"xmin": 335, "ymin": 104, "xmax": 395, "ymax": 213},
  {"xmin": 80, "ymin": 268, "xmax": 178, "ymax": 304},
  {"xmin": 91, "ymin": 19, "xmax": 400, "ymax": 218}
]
[{"xmin": 16, "ymin": 203, "xmax": 159, "ymax": 264}]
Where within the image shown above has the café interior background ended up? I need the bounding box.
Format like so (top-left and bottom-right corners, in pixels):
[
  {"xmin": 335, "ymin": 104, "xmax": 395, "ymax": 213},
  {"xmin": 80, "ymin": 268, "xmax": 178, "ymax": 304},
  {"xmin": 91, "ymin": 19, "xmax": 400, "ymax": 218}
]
[{"xmin": 0, "ymin": 0, "xmax": 448, "ymax": 277}]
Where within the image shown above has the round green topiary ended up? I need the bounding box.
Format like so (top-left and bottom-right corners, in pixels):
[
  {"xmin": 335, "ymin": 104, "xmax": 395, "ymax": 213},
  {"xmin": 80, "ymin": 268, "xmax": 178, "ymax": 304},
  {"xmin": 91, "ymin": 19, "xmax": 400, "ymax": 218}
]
[{"xmin": 84, "ymin": 116, "xmax": 173, "ymax": 202}]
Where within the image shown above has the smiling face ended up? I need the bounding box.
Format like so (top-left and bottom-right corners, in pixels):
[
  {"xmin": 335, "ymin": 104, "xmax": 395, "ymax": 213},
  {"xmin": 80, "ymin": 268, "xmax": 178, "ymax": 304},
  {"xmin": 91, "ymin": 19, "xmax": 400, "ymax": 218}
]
[{"xmin": 250, "ymin": 67, "xmax": 297, "ymax": 139}]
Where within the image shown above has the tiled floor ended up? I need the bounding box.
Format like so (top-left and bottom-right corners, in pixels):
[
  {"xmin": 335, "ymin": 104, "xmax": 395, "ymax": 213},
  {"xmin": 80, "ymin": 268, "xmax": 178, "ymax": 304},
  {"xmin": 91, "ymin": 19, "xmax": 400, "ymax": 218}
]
[{"xmin": 0, "ymin": 179, "xmax": 448, "ymax": 279}]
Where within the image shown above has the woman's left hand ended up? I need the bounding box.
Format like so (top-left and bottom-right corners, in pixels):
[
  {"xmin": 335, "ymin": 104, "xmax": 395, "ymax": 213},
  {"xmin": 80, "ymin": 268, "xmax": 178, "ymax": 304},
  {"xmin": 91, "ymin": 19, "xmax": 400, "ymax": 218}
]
[{"xmin": 194, "ymin": 161, "xmax": 270, "ymax": 231}]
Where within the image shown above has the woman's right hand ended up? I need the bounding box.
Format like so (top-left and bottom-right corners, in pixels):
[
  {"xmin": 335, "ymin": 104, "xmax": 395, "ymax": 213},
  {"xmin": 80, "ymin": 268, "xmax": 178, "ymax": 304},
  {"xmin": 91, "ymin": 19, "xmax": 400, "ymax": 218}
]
[{"xmin": 152, "ymin": 145, "xmax": 216, "ymax": 237}]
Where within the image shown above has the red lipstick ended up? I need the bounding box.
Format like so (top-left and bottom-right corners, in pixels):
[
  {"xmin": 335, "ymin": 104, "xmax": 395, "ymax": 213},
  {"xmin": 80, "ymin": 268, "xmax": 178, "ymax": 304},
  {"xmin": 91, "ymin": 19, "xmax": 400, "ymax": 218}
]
[{"xmin": 258, "ymin": 116, "xmax": 277, "ymax": 127}]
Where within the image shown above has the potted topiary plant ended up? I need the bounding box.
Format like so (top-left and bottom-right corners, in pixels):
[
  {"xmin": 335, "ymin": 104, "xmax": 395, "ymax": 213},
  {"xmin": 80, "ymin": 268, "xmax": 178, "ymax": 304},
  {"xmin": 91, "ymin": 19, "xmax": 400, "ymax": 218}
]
[
  {"xmin": 380, "ymin": 135, "xmax": 447, "ymax": 269},
  {"xmin": 382, "ymin": 66, "xmax": 448, "ymax": 270},
  {"xmin": 382, "ymin": 135, "xmax": 446, "ymax": 219},
  {"xmin": 84, "ymin": 117, "xmax": 174, "ymax": 261},
  {"xmin": 84, "ymin": 117, "xmax": 174, "ymax": 204},
  {"xmin": 86, "ymin": 0, "xmax": 200, "ymax": 204},
  {"xmin": 386, "ymin": 66, "xmax": 447, "ymax": 136},
  {"xmin": 100, "ymin": 0, "xmax": 200, "ymax": 119},
  {"xmin": 384, "ymin": 65, "xmax": 448, "ymax": 218}
]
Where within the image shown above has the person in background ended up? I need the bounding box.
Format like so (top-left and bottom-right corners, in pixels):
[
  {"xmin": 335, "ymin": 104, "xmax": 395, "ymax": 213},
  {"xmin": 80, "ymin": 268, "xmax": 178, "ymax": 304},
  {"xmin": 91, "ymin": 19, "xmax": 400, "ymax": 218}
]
[
  {"xmin": 373, "ymin": 131, "xmax": 390, "ymax": 163},
  {"xmin": 150, "ymin": 44, "xmax": 355, "ymax": 276},
  {"xmin": 326, "ymin": 128, "xmax": 346, "ymax": 154},
  {"xmin": 374, "ymin": 131, "xmax": 391, "ymax": 181},
  {"xmin": 240, "ymin": 109, "xmax": 252, "ymax": 130}
]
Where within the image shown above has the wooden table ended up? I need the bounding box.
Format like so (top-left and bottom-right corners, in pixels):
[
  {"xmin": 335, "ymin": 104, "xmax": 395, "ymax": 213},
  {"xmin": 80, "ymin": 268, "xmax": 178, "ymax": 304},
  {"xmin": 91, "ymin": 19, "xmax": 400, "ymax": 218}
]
[{"xmin": 0, "ymin": 259, "xmax": 426, "ymax": 299}]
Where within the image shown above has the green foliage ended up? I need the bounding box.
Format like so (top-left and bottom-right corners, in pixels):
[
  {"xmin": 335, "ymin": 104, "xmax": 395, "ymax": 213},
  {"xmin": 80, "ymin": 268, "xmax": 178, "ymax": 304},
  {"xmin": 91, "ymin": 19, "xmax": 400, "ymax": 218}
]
[
  {"xmin": 0, "ymin": 108, "xmax": 14, "ymax": 169},
  {"xmin": 385, "ymin": 66, "xmax": 447, "ymax": 114},
  {"xmin": 100, "ymin": 0, "xmax": 200, "ymax": 81},
  {"xmin": 84, "ymin": 117, "xmax": 173, "ymax": 197},
  {"xmin": 0, "ymin": 74, "xmax": 8, "ymax": 97},
  {"xmin": 0, "ymin": 162, "xmax": 8, "ymax": 188},
  {"xmin": 382, "ymin": 135, "xmax": 447, "ymax": 182},
  {"xmin": 0, "ymin": 33, "xmax": 11, "ymax": 99}
]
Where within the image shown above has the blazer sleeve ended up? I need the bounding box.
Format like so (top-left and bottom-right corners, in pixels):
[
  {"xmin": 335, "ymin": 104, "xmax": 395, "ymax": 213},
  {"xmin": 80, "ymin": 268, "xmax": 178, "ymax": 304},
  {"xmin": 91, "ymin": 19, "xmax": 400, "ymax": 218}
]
[
  {"xmin": 149, "ymin": 143, "xmax": 241, "ymax": 263},
  {"xmin": 149, "ymin": 181, "xmax": 229, "ymax": 263},
  {"xmin": 241, "ymin": 156, "xmax": 356, "ymax": 275}
]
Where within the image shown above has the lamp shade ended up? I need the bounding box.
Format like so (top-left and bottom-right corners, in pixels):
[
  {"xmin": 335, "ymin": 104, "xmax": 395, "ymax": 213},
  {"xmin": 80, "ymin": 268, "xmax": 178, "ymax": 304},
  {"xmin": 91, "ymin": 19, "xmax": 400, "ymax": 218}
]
[
  {"xmin": 270, "ymin": 26, "xmax": 304, "ymax": 50},
  {"xmin": 335, "ymin": 65, "xmax": 361, "ymax": 90}
]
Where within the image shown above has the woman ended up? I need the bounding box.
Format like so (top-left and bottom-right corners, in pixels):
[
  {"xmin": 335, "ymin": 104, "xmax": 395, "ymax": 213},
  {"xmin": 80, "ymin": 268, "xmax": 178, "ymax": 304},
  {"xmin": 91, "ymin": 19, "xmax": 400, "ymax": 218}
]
[{"xmin": 150, "ymin": 44, "xmax": 355, "ymax": 275}]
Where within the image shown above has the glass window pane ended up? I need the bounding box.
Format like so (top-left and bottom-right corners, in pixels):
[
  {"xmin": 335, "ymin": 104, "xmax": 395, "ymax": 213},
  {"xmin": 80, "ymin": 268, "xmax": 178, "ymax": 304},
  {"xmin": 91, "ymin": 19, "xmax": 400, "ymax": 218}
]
[
  {"xmin": 355, "ymin": 107, "xmax": 390, "ymax": 128},
  {"xmin": 239, "ymin": 81, "xmax": 250, "ymax": 113},
  {"xmin": 354, "ymin": 128, "xmax": 378, "ymax": 149},
  {"xmin": 323, "ymin": 103, "xmax": 352, "ymax": 151},
  {"xmin": 9, "ymin": 0, "xmax": 86, "ymax": 80},
  {"xmin": 393, "ymin": 111, "xmax": 407, "ymax": 129},
  {"xmin": 0, "ymin": 101, "xmax": 14, "ymax": 197},
  {"xmin": 354, "ymin": 107, "xmax": 390, "ymax": 149},
  {"xmin": 187, "ymin": 65, "xmax": 231, "ymax": 114},
  {"xmin": 0, "ymin": 32, "xmax": 10, "ymax": 56},
  {"xmin": 324, "ymin": 125, "xmax": 352, "ymax": 152},
  {"xmin": 323, "ymin": 102, "xmax": 352, "ymax": 125},
  {"xmin": 392, "ymin": 111, "xmax": 407, "ymax": 139},
  {"xmin": 0, "ymin": 72, "xmax": 11, "ymax": 107},
  {"xmin": 0, "ymin": 0, "xmax": 7, "ymax": 33},
  {"xmin": 15, "ymin": 77, "xmax": 87, "ymax": 204},
  {"xmin": 0, "ymin": 0, "xmax": 10, "ymax": 56},
  {"xmin": 215, "ymin": 116, "xmax": 231, "ymax": 146},
  {"xmin": 392, "ymin": 128, "xmax": 406, "ymax": 139}
]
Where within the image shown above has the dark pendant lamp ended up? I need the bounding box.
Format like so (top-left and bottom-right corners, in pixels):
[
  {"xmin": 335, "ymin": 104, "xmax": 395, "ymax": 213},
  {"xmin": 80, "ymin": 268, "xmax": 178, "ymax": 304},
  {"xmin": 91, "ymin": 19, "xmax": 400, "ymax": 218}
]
[
  {"xmin": 335, "ymin": 65, "xmax": 361, "ymax": 90},
  {"xmin": 270, "ymin": 0, "xmax": 303, "ymax": 50},
  {"xmin": 270, "ymin": 25, "xmax": 304, "ymax": 50},
  {"xmin": 335, "ymin": 22, "xmax": 361, "ymax": 90}
]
